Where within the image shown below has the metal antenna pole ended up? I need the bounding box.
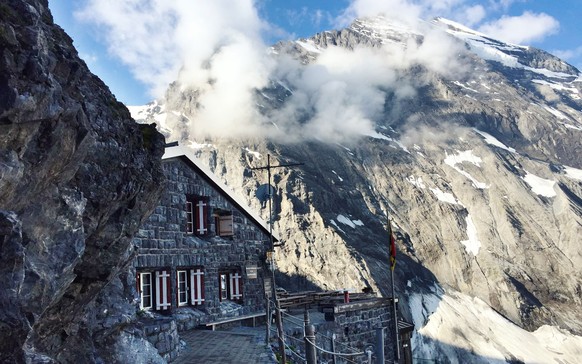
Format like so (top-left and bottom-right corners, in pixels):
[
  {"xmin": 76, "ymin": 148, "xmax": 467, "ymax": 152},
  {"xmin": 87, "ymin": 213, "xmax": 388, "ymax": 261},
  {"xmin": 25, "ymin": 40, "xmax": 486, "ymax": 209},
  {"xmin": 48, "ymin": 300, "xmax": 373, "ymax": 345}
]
[
  {"xmin": 251, "ymin": 154, "xmax": 303, "ymax": 364},
  {"xmin": 389, "ymin": 216, "xmax": 400, "ymax": 363}
]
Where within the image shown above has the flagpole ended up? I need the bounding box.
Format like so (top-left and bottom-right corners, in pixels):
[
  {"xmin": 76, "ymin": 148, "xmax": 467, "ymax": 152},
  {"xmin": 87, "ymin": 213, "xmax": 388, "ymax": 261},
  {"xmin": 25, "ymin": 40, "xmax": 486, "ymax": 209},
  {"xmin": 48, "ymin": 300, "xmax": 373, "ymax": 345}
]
[
  {"xmin": 389, "ymin": 217, "xmax": 401, "ymax": 363},
  {"xmin": 391, "ymin": 263, "xmax": 400, "ymax": 363}
]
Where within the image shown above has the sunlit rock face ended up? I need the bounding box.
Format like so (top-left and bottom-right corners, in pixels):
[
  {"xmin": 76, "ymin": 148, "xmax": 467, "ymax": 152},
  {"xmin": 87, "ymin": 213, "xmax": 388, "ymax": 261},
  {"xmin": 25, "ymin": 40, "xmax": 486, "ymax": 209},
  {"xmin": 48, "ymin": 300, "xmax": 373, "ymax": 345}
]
[
  {"xmin": 0, "ymin": 0, "xmax": 165, "ymax": 362},
  {"xmin": 131, "ymin": 14, "xmax": 582, "ymax": 363}
]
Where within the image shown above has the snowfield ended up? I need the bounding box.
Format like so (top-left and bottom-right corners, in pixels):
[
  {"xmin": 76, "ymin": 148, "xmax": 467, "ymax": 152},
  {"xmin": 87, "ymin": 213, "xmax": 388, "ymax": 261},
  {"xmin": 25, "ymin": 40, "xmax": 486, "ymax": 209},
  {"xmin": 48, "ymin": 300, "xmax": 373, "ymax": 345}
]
[{"xmin": 411, "ymin": 288, "xmax": 582, "ymax": 363}]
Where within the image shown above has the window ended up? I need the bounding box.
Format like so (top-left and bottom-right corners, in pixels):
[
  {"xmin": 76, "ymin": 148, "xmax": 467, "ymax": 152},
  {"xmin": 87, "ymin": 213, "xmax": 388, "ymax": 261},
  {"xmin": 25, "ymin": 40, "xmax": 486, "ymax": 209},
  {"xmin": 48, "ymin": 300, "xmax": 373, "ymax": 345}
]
[
  {"xmin": 218, "ymin": 269, "xmax": 243, "ymax": 303},
  {"xmin": 177, "ymin": 270, "xmax": 188, "ymax": 306},
  {"xmin": 186, "ymin": 196, "xmax": 208, "ymax": 236},
  {"xmin": 138, "ymin": 272, "xmax": 152, "ymax": 310},
  {"xmin": 219, "ymin": 273, "xmax": 228, "ymax": 301},
  {"xmin": 214, "ymin": 210, "xmax": 234, "ymax": 237},
  {"xmin": 136, "ymin": 269, "xmax": 172, "ymax": 311},
  {"xmin": 176, "ymin": 267, "xmax": 205, "ymax": 307}
]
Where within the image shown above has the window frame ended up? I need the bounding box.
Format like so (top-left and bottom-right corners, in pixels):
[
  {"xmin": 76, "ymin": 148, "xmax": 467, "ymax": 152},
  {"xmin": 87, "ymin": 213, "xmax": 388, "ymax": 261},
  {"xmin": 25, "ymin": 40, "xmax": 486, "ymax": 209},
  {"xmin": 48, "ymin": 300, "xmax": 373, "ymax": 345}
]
[
  {"xmin": 139, "ymin": 272, "xmax": 153, "ymax": 310},
  {"xmin": 219, "ymin": 272, "xmax": 229, "ymax": 301},
  {"xmin": 177, "ymin": 270, "xmax": 189, "ymax": 306}
]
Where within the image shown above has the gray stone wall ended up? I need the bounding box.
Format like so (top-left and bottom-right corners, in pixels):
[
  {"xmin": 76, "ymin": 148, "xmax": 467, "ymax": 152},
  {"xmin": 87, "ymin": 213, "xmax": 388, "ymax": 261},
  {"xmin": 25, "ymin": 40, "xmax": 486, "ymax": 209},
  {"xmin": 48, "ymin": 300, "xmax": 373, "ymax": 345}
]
[
  {"xmin": 133, "ymin": 158, "xmax": 270, "ymax": 325},
  {"xmin": 329, "ymin": 303, "xmax": 395, "ymax": 363},
  {"xmin": 283, "ymin": 300, "xmax": 396, "ymax": 363},
  {"xmin": 142, "ymin": 318, "xmax": 180, "ymax": 362}
]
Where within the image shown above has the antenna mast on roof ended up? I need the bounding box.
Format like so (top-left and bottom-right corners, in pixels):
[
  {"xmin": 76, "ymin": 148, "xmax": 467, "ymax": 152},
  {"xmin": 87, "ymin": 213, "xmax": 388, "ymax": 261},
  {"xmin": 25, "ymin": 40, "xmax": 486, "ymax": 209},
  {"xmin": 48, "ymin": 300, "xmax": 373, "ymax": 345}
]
[{"xmin": 251, "ymin": 153, "xmax": 303, "ymax": 364}]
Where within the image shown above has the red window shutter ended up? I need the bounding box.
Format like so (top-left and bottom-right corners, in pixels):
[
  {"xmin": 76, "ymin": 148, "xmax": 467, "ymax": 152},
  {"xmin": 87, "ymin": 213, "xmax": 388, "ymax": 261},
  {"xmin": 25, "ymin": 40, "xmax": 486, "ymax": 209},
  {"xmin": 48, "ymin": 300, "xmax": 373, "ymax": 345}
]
[
  {"xmin": 200, "ymin": 269, "xmax": 205, "ymax": 303},
  {"xmin": 155, "ymin": 270, "xmax": 172, "ymax": 311},
  {"xmin": 136, "ymin": 272, "xmax": 141, "ymax": 295}
]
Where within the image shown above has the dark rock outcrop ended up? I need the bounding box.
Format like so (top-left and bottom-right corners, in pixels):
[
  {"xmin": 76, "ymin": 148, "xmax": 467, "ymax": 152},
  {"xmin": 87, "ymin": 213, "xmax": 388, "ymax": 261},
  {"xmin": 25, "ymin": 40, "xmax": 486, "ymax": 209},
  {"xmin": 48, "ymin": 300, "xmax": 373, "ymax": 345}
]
[{"xmin": 0, "ymin": 0, "xmax": 165, "ymax": 362}]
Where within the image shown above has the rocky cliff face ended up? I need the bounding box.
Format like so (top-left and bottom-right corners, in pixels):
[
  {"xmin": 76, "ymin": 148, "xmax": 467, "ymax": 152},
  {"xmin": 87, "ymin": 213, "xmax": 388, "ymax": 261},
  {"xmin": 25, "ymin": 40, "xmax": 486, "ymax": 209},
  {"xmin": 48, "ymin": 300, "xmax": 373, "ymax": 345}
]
[
  {"xmin": 0, "ymin": 0, "xmax": 165, "ymax": 362},
  {"xmin": 132, "ymin": 15, "xmax": 582, "ymax": 362}
]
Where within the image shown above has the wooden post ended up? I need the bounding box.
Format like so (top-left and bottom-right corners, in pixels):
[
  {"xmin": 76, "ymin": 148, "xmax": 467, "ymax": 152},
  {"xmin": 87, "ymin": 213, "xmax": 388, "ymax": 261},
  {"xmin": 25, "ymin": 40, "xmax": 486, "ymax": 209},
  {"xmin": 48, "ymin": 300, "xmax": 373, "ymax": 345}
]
[
  {"xmin": 304, "ymin": 310, "xmax": 317, "ymax": 364},
  {"xmin": 276, "ymin": 297, "xmax": 286, "ymax": 364},
  {"xmin": 264, "ymin": 285, "xmax": 270, "ymax": 345},
  {"xmin": 305, "ymin": 325, "xmax": 317, "ymax": 364}
]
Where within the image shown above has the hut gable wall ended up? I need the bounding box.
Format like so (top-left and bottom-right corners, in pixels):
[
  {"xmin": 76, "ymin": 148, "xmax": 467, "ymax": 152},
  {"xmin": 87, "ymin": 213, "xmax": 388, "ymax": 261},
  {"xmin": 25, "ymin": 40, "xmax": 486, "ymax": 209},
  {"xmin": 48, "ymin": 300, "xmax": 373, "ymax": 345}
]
[{"xmin": 133, "ymin": 158, "xmax": 270, "ymax": 323}]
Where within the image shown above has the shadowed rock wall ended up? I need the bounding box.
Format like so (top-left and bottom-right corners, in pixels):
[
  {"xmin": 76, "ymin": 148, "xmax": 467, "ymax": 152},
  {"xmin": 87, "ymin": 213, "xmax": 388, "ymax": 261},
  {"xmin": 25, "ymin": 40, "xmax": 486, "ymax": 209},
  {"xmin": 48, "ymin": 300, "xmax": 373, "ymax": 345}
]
[{"xmin": 0, "ymin": 0, "xmax": 165, "ymax": 362}]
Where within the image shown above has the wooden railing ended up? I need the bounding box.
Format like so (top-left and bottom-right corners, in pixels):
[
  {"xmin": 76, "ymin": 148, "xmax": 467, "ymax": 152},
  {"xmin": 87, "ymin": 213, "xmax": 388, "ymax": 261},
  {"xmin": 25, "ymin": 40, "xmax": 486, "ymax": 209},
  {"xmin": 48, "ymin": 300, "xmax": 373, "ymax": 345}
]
[{"xmin": 277, "ymin": 290, "xmax": 376, "ymax": 309}]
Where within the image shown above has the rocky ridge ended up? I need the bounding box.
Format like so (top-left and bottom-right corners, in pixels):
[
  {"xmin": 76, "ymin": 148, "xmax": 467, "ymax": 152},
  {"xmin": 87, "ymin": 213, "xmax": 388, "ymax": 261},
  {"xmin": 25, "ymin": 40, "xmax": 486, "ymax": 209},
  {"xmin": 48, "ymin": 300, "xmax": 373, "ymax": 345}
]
[
  {"xmin": 0, "ymin": 0, "xmax": 165, "ymax": 362},
  {"xmin": 132, "ymin": 15, "xmax": 582, "ymax": 362}
]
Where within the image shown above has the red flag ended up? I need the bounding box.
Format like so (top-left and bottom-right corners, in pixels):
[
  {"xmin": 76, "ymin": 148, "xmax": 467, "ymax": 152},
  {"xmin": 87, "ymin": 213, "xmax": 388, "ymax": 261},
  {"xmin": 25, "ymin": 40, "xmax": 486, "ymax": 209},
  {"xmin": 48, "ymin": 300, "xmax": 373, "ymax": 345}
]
[{"xmin": 389, "ymin": 220, "xmax": 396, "ymax": 271}]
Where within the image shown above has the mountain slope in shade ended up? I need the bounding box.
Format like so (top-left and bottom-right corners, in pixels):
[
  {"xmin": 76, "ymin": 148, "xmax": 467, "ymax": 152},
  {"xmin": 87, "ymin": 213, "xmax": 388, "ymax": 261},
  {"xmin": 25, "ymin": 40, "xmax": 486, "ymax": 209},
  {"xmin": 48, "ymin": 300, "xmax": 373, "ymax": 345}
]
[{"xmin": 130, "ymin": 16, "xmax": 582, "ymax": 363}]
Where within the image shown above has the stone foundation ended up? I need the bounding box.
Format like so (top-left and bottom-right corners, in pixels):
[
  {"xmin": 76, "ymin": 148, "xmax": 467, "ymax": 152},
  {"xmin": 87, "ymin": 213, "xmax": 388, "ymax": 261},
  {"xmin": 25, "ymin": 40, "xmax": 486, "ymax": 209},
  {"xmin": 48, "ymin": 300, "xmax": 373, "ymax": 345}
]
[{"xmin": 142, "ymin": 318, "xmax": 181, "ymax": 363}]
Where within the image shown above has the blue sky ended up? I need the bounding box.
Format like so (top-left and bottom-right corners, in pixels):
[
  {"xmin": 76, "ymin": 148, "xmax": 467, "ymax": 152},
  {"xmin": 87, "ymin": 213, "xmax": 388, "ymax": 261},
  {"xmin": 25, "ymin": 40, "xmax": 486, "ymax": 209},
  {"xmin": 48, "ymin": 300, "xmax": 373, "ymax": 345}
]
[{"xmin": 48, "ymin": 0, "xmax": 582, "ymax": 106}]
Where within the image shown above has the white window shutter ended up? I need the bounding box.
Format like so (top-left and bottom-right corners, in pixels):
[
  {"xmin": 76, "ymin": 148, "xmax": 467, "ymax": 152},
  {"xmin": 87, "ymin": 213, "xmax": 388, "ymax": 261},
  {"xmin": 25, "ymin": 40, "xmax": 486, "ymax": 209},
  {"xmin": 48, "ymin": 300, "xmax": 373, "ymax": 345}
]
[
  {"xmin": 155, "ymin": 270, "xmax": 171, "ymax": 310},
  {"xmin": 229, "ymin": 272, "xmax": 243, "ymax": 300},
  {"xmin": 190, "ymin": 268, "xmax": 205, "ymax": 305}
]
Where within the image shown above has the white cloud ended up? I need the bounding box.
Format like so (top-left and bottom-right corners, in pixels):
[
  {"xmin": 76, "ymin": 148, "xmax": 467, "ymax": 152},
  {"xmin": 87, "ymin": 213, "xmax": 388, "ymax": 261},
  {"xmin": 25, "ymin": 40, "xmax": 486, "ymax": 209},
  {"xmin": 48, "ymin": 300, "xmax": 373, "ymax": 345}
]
[
  {"xmin": 478, "ymin": 11, "xmax": 559, "ymax": 45},
  {"xmin": 268, "ymin": 46, "xmax": 398, "ymax": 143},
  {"xmin": 337, "ymin": 0, "xmax": 423, "ymax": 27},
  {"xmin": 77, "ymin": 0, "xmax": 274, "ymax": 139},
  {"xmin": 77, "ymin": 0, "xmax": 270, "ymax": 96},
  {"xmin": 266, "ymin": 25, "xmax": 466, "ymax": 143},
  {"xmin": 337, "ymin": 0, "xmax": 481, "ymax": 27},
  {"xmin": 459, "ymin": 5, "xmax": 486, "ymax": 26},
  {"xmin": 553, "ymin": 46, "xmax": 582, "ymax": 62},
  {"xmin": 488, "ymin": 0, "xmax": 524, "ymax": 11},
  {"xmin": 71, "ymin": 0, "xmax": 470, "ymax": 144}
]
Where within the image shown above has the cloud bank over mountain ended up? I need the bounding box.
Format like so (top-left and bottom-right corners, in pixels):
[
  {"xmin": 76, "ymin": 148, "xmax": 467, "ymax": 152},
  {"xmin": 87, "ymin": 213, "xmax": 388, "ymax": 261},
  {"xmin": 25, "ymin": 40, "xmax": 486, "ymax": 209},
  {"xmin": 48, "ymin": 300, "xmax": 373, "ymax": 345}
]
[{"xmin": 77, "ymin": 0, "xmax": 565, "ymax": 143}]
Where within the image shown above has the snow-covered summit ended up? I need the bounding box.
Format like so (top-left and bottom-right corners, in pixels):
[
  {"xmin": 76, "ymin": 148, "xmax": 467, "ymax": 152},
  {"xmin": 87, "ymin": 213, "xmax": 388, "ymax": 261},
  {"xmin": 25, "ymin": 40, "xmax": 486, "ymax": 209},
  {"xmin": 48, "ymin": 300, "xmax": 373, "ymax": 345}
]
[{"xmin": 433, "ymin": 17, "xmax": 579, "ymax": 80}]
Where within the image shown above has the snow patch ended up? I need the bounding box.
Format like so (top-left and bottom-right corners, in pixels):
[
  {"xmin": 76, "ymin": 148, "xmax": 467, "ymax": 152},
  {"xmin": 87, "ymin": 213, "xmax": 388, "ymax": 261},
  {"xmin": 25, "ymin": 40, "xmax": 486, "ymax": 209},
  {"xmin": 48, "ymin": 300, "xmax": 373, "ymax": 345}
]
[
  {"xmin": 330, "ymin": 220, "xmax": 346, "ymax": 234},
  {"xmin": 544, "ymin": 106, "xmax": 568, "ymax": 120},
  {"xmin": 275, "ymin": 80, "xmax": 293, "ymax": 94},
  {"xmin": 430, "ymin": 188, "xmax": 461, "ymax": 205},
  {"xmin": 444, "ymin": 150, "xmax": 489, "ymax": 189},
  {"xmin": 564, "ymin": 166, "xmax": 582, "ymax": 181},
  {"xmin": 332, "ymin": 170, "xmax": 344, "ymax": 182},
  {"xmin": 296, "ymin": 40, "xmax": 321, "ymax": 54},
  {"xmin": 522, "ymin": 171, "xmax": 556, "ymax": 197},
  {"xmin": 336, "ymin": 214, "xmax": 356, "ymax": 228},
  {"xmin": 452, "ymin": 81, "xmax": 479, "ymax": 93},
  {"xmin": 407, "ymin": 176, "xmax": 426, "ymax": 189},
  {"xmin": 365, "ymin": 131, "xmax": 391, "ymax": 141},
  {"xmin": 189, "ymin": 141, "xmax": 215, "ymax": 149},
  {"xmin": 243, "ymin": 147, "xmax": 261, "ymax": 159},
  {"xmin": 460, "ymin": 214, "xmax": 480, "ymax": 255},
  {"xmin": 473, "ymin": 129, "xmax": 516, "ymax": 153},
  {"xmin": 532, "ymin": 79, "xmax": 579, "ymax": 96}
]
